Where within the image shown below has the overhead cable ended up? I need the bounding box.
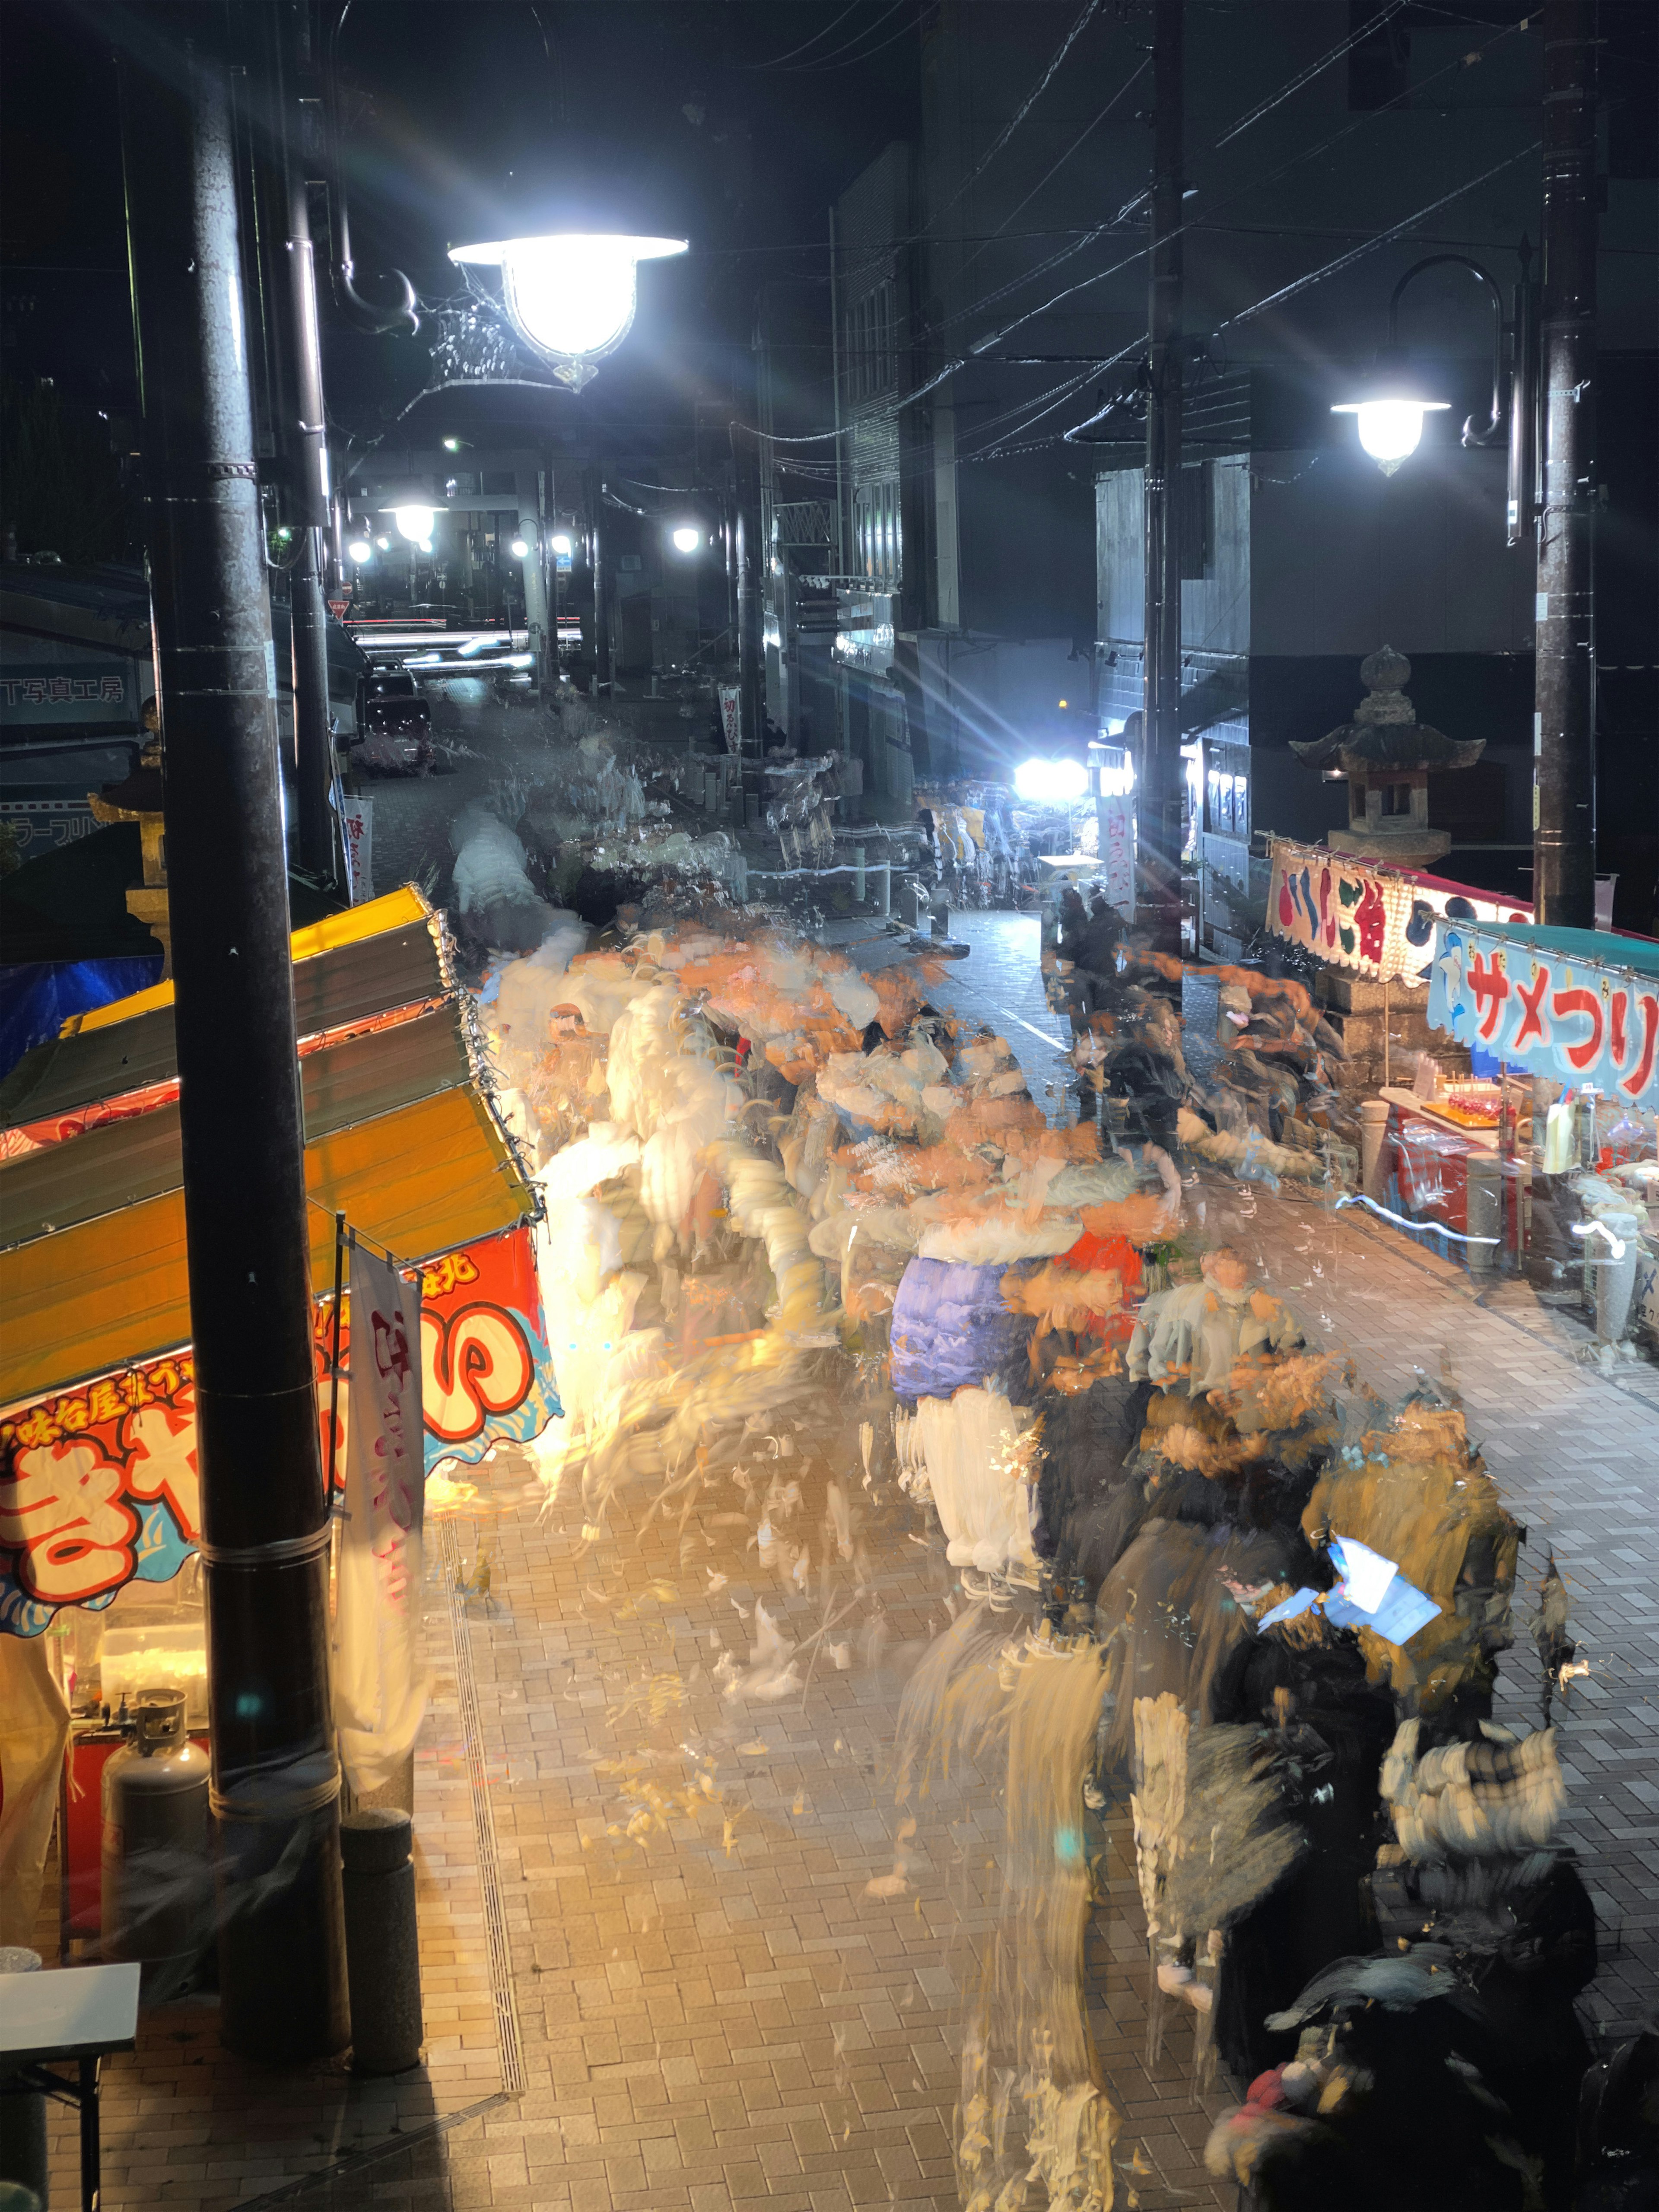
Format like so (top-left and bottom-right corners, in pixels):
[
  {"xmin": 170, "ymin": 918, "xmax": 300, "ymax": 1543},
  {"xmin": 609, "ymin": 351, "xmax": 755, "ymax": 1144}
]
[
  {"xmin": 953, "ymin": 59, "xmax": 1150, "ymax": 281},
  {"xmin": 929, "ymin": 0, "xmax": 1103, "ymax": 224},
  {"xmin": 1215, "ymin": 0, "xmax": 1405, "ymax": 148},
  {"xmin": 1215, "ymin": 140, "xmax": 1541, "ymax": 331},
  {"xmin": 772, "ymin": 0, "xmax": 924, "ymax": 72},
  {"xmin": 743, "ymin": 0, "xmax": 868, "ymax": 70}
]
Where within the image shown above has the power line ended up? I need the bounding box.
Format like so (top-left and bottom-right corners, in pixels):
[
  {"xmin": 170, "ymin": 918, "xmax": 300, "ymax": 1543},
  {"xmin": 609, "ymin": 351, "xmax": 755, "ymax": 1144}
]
[
  {"xmin": 953, "ymin": 59, "xmax": 1151, "ymax": 283},
  {"xmin": 743, "ymin": 0, "xmax": 871, "ymax": 70},
  {"xmin": 771, "ymin": 0, "xmax": 925, "ymax": 71},
  {"xmin": 1214, "ymin": 138, "xmax": 1542, "ymax": 331},
  {"xmin": 1215, "ymin": 0, "xmax": 1405, "ymax": 148},
  {"xmin": 928, "ymin": 0, "xmax": 1104, "ymax": 226}
]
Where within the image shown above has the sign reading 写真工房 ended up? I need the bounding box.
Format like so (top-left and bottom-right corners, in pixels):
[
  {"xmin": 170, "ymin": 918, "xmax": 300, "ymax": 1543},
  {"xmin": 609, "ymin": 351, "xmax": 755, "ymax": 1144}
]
[
  {"xmin": 0, "ymin": 1223, "xmax": 562, "ymax": 1637},
  {"xmin": 1267, "ymin": 838, "xmax": 1530, "ymax": 985},
  {"xmin": 1428, "ymin": 922, "xmax": 1659, "ymax": 1105}
]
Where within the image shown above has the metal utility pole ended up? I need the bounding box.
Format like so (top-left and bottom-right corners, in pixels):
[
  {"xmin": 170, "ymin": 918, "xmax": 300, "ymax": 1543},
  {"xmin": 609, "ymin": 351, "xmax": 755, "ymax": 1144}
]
[
  {"xmin": 239, "ymin": 0, "xmax": 335, "ymax": 887},
  {"xmin": 1140, "ymin": 0, "xmax": 1184, "ymax": 952},
  {"xmin": 118, "ymin": 3, "xmax": 348, "ymax": 2063},
  {"xmin": 731, "ymin": 422, "xmax": 766, "ymax": 756},
  {"xmin": 585, "ymin": 462, "xmax": 610, "ymax": 696},
  {"xmin": 1533, "ymin": 0, "xmax": 1599, "ymax": 926}
]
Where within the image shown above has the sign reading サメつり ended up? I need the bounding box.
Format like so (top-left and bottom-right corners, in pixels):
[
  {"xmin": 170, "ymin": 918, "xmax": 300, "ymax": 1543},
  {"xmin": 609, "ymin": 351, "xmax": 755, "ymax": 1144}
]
[
  {"xmin": 1267, "ymin": 839, "xmax": 1530, "ymax": 984},
  {"xmin": 0, "ymin": 1224, "xmax": 562, "ymax": 1636},
  {"xmin": 1428, "ymin": 923, "xmax": 1659, "ymax": 1105}
]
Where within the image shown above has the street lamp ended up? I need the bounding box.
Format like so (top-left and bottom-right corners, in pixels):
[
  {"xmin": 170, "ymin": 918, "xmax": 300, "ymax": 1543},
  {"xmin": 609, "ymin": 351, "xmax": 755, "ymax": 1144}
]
[
  {"xmin": 347, "ymin": 537, "xmax": 372, "ymax": 563},
  {"xmin": 510, "ymin": 533, "xmax": 531, "ymax": 559},
  {"xmin": 1330, "ymin": 361, "xmax": 1451, "ymax": 467},
  {"xmin": 550, "ymin": 532, "xmax": 573, "ymax": 559},
  {"xmin": 670, "ymin": 524, "xmax": 702, "ymax": 555},
  {"xmin": 381, "ymin": 500, "xmax": 445, "ymax": 553},
  {"xmin": 1333, "ymin": 248, "xmax": 1535, "ymax": 542},
  {"xmin": 446, "ymin": 232, "xmax": 688, "ymax": 389}
]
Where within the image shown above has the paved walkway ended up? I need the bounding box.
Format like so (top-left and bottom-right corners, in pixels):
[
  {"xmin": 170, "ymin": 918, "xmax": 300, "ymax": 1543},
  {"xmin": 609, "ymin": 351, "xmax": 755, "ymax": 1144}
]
[{"xmin": 41, "ymin": 916, "xmax": 1657, "ymax": 2210}]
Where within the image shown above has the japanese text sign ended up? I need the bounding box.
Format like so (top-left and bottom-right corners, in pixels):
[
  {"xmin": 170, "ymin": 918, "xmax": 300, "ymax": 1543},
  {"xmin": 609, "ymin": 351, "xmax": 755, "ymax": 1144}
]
[
  {"xmin": 1268, "ymin": 839, "xmax": 1530, "ymax": 983},
  {"xmin": 0, "ymin": 1225, "xmax": 563, "ymax": 1637},
  {"xmin": 1428, "ymin": 923, "xmax": 1659, "ymax": 1104}
]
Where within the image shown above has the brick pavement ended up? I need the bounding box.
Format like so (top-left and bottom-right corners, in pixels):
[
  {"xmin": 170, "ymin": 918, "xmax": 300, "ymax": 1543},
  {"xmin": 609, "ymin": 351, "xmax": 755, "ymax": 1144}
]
[{"xmin": 38, "ymin": 913, "xmax": 1657, "ymax": 2210}]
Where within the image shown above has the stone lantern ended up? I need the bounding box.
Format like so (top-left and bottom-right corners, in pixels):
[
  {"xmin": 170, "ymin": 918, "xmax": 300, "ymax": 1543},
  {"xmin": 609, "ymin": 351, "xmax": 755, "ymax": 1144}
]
[{"xmin": 1290, "ymin": 645, "xmax": 1484, "ymax": 868}]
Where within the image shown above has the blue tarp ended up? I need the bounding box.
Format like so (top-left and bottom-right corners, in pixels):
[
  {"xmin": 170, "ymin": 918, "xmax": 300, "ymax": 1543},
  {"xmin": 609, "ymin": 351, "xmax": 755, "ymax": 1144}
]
[
  {"xmin": 889, "ymin": 1257, "xmax": 1036, "ymax": 1405},
  {"xmin": 0, "ymin": 956, "xmax": 163, "ymax": 1084}
]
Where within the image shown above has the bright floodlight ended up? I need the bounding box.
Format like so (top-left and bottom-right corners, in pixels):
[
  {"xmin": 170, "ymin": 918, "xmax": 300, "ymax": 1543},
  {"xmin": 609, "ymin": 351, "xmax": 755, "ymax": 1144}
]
[
  {"xmin": 550, "ymin": 532, "xmax": 573, "ymax": 558},
  {"xmin": 1014, "ymin": 757, "xmax": 1088, "ymax": 804},
  {"xmin": 390, "ymin": 504, "xmax": 437, "ymax": 544},
  {"xmin": 448, "ymin": 233, "xmax": 688, "ymax": 374},
  {"xmin": 347, "ymin": 539, "xmax": 372, "ymax": 563},
  {"xmin": 671, "ymin": 524, "xmax": 701, "ymax": 555},
  {"xmin": 510, "ymin": 535, "xmax": 531, "ymax": 559}
]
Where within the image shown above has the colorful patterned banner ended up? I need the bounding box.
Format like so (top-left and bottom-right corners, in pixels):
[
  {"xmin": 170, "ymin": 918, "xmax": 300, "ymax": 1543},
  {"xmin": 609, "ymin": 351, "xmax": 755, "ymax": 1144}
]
[
  {"xmin": 0, "ymin": 1225, "xmax": 562, "ymax": 1637},
  {"xmin": 1268, "ymin": 839, "xmax": 1530, "ymax": 983},
  {"xmin": 1428, "ymin": 924, "xmax": 1659, "ymax": 1104}
]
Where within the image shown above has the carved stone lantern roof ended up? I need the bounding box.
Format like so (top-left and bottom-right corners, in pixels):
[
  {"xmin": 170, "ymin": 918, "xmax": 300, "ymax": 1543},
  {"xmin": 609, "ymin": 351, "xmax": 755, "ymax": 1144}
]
[{"xmin": 1290, "ymin": 646, "xmax": 1485, "ymax": 778}]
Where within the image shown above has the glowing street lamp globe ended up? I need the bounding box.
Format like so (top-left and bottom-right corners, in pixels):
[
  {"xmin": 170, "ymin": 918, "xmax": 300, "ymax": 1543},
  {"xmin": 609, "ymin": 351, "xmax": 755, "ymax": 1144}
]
[
  {"xmin": 1332, "ymin": 353, "xmax": 1450, "ymax": 473},
  {"xmin": 347, "ymin": 538, "xmax": 373, "ymax": 563},
  {"xmin": 383, "ymin": 502, "xmax": 444, "ymax": 546},
  {"xmin": 510, "ymin": 534, "xmax": 531, "ymax": 559},
  {"xmin": 447, "ymin": 232, "xmax": 688, "ymax": 382},
  {"xmin": 670, "ymin": 524, "xmax": 702, "ymax": 555}
]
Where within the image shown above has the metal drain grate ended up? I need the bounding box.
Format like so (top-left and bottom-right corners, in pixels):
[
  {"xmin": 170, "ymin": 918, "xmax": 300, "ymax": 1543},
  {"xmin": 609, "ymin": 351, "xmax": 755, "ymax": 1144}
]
[{"xmin": 438, "ymin": 1516, "xmax": 526, "ymax": 2097}]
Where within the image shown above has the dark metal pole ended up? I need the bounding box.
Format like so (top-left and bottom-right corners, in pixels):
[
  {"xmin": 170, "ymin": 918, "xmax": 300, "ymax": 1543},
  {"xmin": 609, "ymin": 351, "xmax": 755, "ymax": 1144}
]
[
  {"xmin": 118, "ymin": 2, "xmax": 348, "ymax": 2063},
  {"xmin": 1533, "ymin": 0, "xmax": 1598, "ymax": 927},
  {"xmin": 731, "ymin": 422, "xmax": 765, "ymax": 756},
  {"xmin": 587, "ymin": 463, "xmax": 609, "ymax": 696},
  {"xmin": 238, "ymin": 0, "xmax": 334, "ymax": 886},
  {"xmin": 1141, "ymin": 0, "xmax": 1184, "ymax": 951}
]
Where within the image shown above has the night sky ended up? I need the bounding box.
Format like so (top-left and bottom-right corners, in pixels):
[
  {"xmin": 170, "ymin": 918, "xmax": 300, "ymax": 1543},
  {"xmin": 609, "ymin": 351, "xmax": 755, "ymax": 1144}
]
[{"xmin": 0, "ymin": 0, "xmax": 924, "ymax": 445}]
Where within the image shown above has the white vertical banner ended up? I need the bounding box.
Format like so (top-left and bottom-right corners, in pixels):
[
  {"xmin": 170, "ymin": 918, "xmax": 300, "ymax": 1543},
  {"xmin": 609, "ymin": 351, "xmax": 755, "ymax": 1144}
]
[
  {"xmin": 340, "ymin": 794, "xmax": 373, "ymax": 903},
  {"xmin": 1101, "ymin": 795, "xmax": 1135, "ymax": 912},
  {"xmin": 718, "ymin": 682, "xmax": 742, "ymax": 756},
  {"xmin": 334, "ymin": 1241, "xmax": 426, "ymax": 1797}
]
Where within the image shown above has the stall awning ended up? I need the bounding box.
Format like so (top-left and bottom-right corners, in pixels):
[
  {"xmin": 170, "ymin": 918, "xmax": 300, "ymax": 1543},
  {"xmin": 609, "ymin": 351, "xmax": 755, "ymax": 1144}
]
[
  {"xmin": 1427, "ymin": 920, "xmax": 1659, "ymax": 1104},
  {"xmin": 0, "ymin": 887, "xmax": 438, "ymax": 1131},
  {"xmin": 0, "ymin": 885, "xmax": 536, "ymax": 1407}
]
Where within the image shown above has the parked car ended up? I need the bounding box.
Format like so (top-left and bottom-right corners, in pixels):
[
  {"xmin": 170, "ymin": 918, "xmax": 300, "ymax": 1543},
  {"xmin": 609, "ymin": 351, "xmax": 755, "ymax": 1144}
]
[{"xmin": 356, "ymin": 666, "xmax": 432, "ymax": 773}]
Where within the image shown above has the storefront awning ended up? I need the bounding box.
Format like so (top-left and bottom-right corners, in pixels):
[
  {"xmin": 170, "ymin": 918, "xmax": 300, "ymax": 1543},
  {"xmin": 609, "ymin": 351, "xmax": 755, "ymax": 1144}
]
[
  {"xmin": 0, "ymin": 885, "xmax": 536, "ymax": 1406},
  {"xmin": 1427, "ymin": 920, "xmax": 1659, "ymax": 1103}
]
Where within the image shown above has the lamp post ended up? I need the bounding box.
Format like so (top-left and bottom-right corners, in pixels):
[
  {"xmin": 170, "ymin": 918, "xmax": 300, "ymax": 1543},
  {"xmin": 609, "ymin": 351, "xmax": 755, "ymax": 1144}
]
[
  {"xmin": 1534, "ymin": 0, "xmax": 1599, "ymax": 928},
  {"xmin": 118, "ymin": 0, "xmax": 347, "ymax": 2064},
  {"xmin": 1140, "ymin": 0, "xmax": 1185, "ymax": 955},
  {"xmin": 1331, "ymin": 251, "xmax": 1535, "ymax": 533}
]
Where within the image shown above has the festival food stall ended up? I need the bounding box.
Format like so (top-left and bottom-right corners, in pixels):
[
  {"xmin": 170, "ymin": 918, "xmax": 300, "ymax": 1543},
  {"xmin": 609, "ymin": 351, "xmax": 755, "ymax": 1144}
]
[
  {"xmin": 0, "ymin": 889, "xmax": 557, "ymax": 1956},
  {"xmin": 1427, "ymin": 918, "xmax": 1659, "ymax": 1335}
]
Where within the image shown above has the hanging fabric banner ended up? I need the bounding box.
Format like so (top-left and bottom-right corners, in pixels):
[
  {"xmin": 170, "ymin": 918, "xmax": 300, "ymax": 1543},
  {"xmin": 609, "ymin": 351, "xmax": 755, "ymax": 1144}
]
[
  {"xmin": 315, "ymin": 1224, "xmax": 563, "ymax": 1482},
  {"xmin": 1101, "ymin": 795, "xmax": 1135, "ymax": 912},
  {"xmin": 1267, "ymin": 838, "xmax": 1531, "ymax": 983},
  {"xmin": 1427, "ymin": 921, "xmax": 1659, "ymax": 1105},
  {"xmin": 334, "ymin": 1241, "xmax": 426, "ymax": 1798},
  {"xmin": 0, "ymin": 1225, "xmax": 563, "ymax": 1637},
  {"xmin": 718, "ymin": 682, "xmax": 742, "ymax": 756}
]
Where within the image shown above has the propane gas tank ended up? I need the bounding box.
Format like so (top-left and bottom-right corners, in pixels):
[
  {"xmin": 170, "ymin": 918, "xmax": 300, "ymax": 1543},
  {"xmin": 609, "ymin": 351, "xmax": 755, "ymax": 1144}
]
[{"xmin": 100, "ymin": 1688, "xmax": 211, "ymax": 1998}]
